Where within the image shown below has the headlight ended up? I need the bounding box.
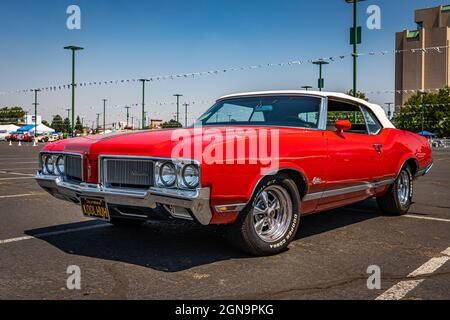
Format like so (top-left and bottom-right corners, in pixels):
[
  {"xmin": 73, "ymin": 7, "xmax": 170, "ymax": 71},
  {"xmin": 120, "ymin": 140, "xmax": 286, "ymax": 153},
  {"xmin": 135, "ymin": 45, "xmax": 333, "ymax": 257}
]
[
  {"xmin": 159, "ymin": 162, "xmax": 177, "ymax": 187},
  {"xmin": 181, "ymin": 164, "xmax": 199, "ymax": 188},
  {"xmin": 45, "ymin": 155, "xmax": 56, "ymax": 174},
  {"xmin": 41, "ymin": 155, "xmax": 49, "ymax": 174},
  {"xmin": 55, "ymin": 155, "xmax": 65, "ymax": 175}
]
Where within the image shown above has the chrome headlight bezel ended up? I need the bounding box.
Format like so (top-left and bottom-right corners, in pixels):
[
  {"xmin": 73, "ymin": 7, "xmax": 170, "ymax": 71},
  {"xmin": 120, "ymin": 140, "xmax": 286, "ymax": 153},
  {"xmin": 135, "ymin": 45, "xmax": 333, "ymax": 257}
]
[
  {"xmin": 158, "ymin": 161, "xmax": 177, "ymax": 187},
  {"xmin": 44, "ymin": 155, "xmax": 56, "ymax": 175},
  {"xmin": 180, "ymin": 164, "xmax": 200, "ymax": 189},
  {"xmin": 55, "ymin": 155, "xmax": 65, "ymax": 176},
  {"xmin": 155, "ymin": 160, "xmax": 201, "ymax": 190}
]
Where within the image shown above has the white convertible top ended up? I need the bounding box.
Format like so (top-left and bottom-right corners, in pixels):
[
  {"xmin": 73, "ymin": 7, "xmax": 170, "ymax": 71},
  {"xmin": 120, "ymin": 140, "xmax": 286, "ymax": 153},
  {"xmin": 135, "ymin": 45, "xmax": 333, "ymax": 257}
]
[{"xmin": 218, "ymin": 90, "xmax": 395, "ymax": 129}]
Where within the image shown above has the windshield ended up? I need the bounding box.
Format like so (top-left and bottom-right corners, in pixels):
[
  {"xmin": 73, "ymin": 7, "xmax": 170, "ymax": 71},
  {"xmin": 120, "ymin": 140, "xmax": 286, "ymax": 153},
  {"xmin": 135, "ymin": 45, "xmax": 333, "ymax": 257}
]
[{"xmin": 196, "ymin": 96, "xmax": 322, "ymax": 128}]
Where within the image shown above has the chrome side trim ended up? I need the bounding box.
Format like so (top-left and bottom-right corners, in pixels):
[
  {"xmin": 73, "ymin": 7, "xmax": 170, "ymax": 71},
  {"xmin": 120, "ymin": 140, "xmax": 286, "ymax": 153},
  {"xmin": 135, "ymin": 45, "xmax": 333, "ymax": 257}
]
[{"xmin": 303, "ymin": 179, "xmax": 395, "ymax": 202}]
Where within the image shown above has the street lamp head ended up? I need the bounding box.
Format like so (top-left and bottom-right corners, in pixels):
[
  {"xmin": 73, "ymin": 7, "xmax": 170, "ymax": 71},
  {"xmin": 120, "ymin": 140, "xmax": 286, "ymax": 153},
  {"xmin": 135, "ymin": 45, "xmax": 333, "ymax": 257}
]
[
  {"xmin": 301, "ymin": 85, "xmax": 313, "ymax": 90},
  {"xmin": 344, "ymin": 0, "xmax": 366, "ymax": 3},
  {"xmin": 139, "ymin": 79, "xmax": 150, "ymax": 82},
  {"xmin": 173, "ymin": 94, "xmax": 183, "ymax": 97},
  {"xmin": 64, "ymin": 46, "xmax": 84, "ymax": 51},
  {"xmin": 312, "ymin": 59, "xmax": 330, "ymax": 66}
]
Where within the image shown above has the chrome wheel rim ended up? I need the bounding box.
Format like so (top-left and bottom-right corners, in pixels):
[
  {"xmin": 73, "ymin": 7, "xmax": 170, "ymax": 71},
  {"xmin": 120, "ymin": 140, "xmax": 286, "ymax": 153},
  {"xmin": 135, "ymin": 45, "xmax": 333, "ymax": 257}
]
[
  {"xmin": 397, "ymin": 170, "xmax": 410, "ymax": 206},
  {"xmin": 252, "ymin": 185, "xmax": 292, "ymax": 243}
]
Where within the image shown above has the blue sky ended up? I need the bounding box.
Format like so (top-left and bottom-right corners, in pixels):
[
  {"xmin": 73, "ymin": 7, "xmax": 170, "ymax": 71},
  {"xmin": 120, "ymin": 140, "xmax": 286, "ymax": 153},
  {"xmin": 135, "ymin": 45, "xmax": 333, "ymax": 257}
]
[{"xmin": 0, "ymin": 0, "xmax": 446, "ymax": 126}]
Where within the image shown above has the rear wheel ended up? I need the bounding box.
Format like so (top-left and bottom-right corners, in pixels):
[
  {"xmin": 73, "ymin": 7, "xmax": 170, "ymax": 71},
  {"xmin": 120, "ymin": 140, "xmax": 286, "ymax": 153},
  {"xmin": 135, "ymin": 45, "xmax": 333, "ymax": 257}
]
[
  {"xmin": 226, "ymin": 174, "xmax": 301, "ymax": 256},
  {"xmin": 377, "ymin": 165, "xmax": 413, "ymax": 216}
]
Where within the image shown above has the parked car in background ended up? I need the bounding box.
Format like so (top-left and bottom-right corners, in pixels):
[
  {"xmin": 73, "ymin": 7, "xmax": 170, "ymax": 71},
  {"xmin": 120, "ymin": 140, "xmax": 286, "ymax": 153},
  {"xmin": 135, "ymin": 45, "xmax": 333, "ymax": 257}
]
[
  {"xmin": 35, "ymin": 91, "xmax": 433, "ymax": 256},
  {"xmin": 0, "ymin": 130, "xmax": 9, "ymax": 141},
  {"xmin": 36, "ymin": 133, "xmax": 58, "ymax": 143}
]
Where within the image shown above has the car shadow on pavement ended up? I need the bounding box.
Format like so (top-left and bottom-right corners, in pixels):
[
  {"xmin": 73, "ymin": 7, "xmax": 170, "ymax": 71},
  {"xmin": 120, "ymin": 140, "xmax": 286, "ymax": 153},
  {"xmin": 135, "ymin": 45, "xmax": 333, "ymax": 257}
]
[{"xmin": 25, "ymin": 199, "xmax": 381, "ymax": 273}]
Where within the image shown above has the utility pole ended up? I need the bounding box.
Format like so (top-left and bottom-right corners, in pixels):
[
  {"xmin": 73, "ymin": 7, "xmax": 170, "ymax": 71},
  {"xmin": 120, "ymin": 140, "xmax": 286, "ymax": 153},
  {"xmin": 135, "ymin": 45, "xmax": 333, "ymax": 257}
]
[
  {"xmin": 173, "ymin": 94, "xmax": 183, "ymax": 123},
  {"xmin": 183, "ymin": 103, "xmax": 190, "ymax": 127},
  {"xmin": 345, "ymin": 0, "xmax": 366, "ymax": 97},
  {"xmin": 312, "ymin": 60, "xmax": 329, "ymax": 91},
  {"xmin": 63, "ymin": 46, "xmax": 84, "ymax": 137},
  {"xmin": 139, "ymin": 79, "xmax": 150, "ymax": 129},
  {"xmin": 102, "ymin": 99, "xmax": 107, "ymax": 132},
  {"xmin": 32, "ymin": 89, "xmax": 41, "ymax": 137},
  {"xmin": 125, "ymin": 106, "xmax": 131, "ymax": 129}
]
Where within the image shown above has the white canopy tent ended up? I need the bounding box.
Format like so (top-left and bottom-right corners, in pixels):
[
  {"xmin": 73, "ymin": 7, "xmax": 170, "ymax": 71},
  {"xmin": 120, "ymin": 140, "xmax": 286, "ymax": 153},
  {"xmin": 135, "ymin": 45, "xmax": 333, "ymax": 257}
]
[
  {"xmin": 29, "ymin": 124, "xmax": 55, "ymax": 134},
  {"xmin": 0, "ymin": 124, "xmax": 20, "ymax": 133}
]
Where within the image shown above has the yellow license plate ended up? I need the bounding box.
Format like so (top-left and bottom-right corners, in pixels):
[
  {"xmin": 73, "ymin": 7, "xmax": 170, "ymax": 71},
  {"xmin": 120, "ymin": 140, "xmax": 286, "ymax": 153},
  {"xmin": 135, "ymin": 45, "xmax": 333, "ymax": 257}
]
[{"xmin": 81, "ymin": 198, "xmax": 110, "ymax": 220}]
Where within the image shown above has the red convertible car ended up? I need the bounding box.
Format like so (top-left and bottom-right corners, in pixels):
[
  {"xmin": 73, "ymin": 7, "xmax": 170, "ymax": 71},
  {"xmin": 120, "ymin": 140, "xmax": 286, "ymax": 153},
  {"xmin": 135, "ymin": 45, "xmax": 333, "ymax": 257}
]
[{"xmin": 35, "ymin": 91, "xmax": 433, "ymax": 255}]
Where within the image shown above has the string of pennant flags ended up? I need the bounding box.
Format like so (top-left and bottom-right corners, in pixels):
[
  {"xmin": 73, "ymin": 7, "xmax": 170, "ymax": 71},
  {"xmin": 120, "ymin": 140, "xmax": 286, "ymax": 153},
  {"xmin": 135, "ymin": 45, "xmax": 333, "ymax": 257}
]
[{"xmin": 2, "ymin": 45, "xmax": 450, "ymax": 97}]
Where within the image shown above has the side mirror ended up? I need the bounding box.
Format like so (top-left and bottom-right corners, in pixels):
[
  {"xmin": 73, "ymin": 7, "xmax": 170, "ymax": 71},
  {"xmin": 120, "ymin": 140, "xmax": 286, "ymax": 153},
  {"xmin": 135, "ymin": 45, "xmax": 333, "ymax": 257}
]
[{"xmin": 335, "ymin": 120, "xmax": 352, "ymax": 133}]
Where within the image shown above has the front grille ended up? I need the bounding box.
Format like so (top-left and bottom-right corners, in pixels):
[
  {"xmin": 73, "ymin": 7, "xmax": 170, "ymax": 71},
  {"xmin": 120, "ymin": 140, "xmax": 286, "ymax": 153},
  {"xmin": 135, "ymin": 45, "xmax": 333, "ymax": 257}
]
[
  {"xmin": 65, "ymin": 155, "xmax": 83, "ymax": 182},
  {"xmin": 103, "ymin": 158, "xmax": 154, "ymax": 189}
]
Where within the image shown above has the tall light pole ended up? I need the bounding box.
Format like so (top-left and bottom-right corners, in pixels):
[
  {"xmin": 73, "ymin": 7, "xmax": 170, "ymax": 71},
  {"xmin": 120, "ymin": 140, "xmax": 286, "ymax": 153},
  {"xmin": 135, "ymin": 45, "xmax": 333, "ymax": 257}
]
[
  {"xmin": 312, "ymin": 60, "xmax": 329, "ymax": 91},
  {"xmin": 173, "ymin": 94, "xmax": 183, "ymax": 123},
  {"xmin": 183, "ymin": 103, "xmax": 190, "ymax": 127},
  {"xmin": 125, "ymin": 106, "xmax": 131, "ymax": 129},
  {"xmin": 102, "ymin": 99, "xmax": 107, "ymax": 132},
  {"xmin": 64, "ymin": 46, "xmax": 84, "ymax": 137},
  {"xmin": 139, "ymin": 79, "xmax": 150, "ymax": 129},
  {"xmin": 32, "ymin": 89, "xmax": 41, "ymax": 137},
  {"xmin": 345, "ymin": 0, "xmax": 366, "ymax": 97}
]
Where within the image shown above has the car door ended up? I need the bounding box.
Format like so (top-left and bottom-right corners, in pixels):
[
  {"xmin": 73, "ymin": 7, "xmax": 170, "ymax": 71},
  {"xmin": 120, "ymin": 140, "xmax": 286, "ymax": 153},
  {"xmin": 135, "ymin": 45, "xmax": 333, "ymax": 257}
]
[{"xmin": 317, "ymin": 98, "xmax": 384, "ymax": 210}]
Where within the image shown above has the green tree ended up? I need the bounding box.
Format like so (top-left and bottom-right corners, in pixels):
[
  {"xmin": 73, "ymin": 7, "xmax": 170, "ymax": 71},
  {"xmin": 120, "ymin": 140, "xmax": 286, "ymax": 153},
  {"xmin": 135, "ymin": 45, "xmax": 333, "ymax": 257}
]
[
  {"xmin": 63, "ymin": 118, "xmax": 71, "ymax": 133},
  {"xmin": 42, "ymin": 120, "xmax": 49, "ymax": 127},
  {"xmin": 0, "ymin": 106, "xmax": 25, "ymax": 124},
  {"xmin": 75, "ymin": 116, "xmax": 83, "ymax": 134},
  {"xmin": 161, "ymin": 119, "xmax": 182, "ymax": 129},
  {"xmin": 346, "ymin": 90, "xmax": 369, "ymax": 101},
  {"xmin": 51, "ymin": 115, "xmax": 64, "ymax": 132},
  {"xmin": 393, "ymin": 87, "xmax": 450, "ymax": 137}
]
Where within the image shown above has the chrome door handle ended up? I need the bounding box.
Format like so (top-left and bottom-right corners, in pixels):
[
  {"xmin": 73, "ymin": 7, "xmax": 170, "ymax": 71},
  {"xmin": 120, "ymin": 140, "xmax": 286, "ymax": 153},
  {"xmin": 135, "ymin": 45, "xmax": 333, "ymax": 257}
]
[{"xmin": 373, "ymin": 144, "xmax": 383, "ymax": 153}]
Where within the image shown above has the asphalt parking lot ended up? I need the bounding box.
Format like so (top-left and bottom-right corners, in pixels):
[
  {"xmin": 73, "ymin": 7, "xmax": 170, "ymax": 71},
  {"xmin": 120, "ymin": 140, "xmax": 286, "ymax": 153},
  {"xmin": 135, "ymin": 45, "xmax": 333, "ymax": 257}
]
[{"xmin": 0, "ymin": 141, "xmax": 449, "ymax": 300}]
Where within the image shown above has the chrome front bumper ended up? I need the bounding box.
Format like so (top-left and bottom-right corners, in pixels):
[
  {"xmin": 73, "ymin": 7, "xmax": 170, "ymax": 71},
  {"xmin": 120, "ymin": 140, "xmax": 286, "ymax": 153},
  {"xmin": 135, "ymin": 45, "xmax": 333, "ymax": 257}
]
[{"xmin": 35, "ymin": 174, "xmax": 213, "ymax": 225}]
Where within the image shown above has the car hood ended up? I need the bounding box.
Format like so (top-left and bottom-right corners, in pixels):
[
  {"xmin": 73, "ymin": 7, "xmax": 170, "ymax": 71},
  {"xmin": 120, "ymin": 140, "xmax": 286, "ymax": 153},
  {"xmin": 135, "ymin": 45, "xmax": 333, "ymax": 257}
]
[{"xmin": 43, "ymin": 126, "xmax": 312, "ymax": 161}]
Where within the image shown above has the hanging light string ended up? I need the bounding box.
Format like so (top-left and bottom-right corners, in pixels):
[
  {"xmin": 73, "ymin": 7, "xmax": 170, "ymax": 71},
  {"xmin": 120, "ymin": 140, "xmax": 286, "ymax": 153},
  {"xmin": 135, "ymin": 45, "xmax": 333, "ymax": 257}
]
[{"xmin": 1, "ymin": 45, "xmax": 449, "ymax": 96}]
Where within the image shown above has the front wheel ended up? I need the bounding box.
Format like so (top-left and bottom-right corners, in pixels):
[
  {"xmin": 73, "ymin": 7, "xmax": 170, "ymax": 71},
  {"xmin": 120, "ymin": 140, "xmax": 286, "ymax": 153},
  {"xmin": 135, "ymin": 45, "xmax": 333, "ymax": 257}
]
[
  {"xmin": 377, "ymin": 165, "xmax": 413, "ymax": 216},
  {"xmin": 226, "ymin": 174, "xmax": 301, "ymax": 256}
]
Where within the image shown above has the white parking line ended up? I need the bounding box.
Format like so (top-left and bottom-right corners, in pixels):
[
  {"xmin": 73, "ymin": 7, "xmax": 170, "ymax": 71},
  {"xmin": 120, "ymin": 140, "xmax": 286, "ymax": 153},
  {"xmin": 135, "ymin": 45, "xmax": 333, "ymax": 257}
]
[
  {"xmin": 376, "ymin": 246, "xmax": 450, "ymax": 300},
  {"xmin": 0, "ymin": 193, "xmax": 45, "ymax": 199},
  {"xmin": 0, "ymin": 224, "xmax": 111, "ymax": 245},
  {"xmin": 0, "ymin": 171, "xmax": 35, "ymax": 176},
  {"xmin": 0, "ymin": 177, "xmax": 35, "ymax": 181},
  {"xmin": 404, "ymin": 214, "xmax": 450, "ymax": 223}
]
